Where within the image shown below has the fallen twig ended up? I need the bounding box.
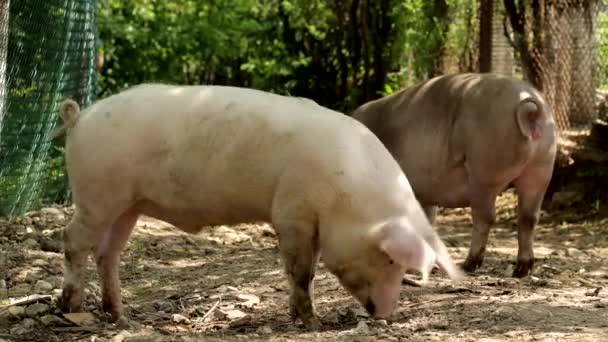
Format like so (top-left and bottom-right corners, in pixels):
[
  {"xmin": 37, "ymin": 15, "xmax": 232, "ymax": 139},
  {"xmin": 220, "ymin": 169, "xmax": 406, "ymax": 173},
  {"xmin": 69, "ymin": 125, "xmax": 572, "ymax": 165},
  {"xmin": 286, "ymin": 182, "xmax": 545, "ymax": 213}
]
[
  {"xmin": 402, "ymin": 277, "xmax": 423, "ymax": 287},
  {"xmin": 577, "ymin": 277, "xmax": 599, "ymax": 288},
  {"xmin": 585, "ymin": 287, "xmax": 602, "ymax": 297},
  {"xmin": 129, "ymin": 306, "xmax": 170, "ymax": 320},
  {"xmin": 0, "ymin": 294, "xmax": 52, "ymax": 309},
  {"xmin": 69, "ymin": 332, "xmax": 96, "ymax": 341},
  {"xmin": 51, "ymin": 326, "xmax": 101, "ymax": 333},
  {"xmin": 540, "ymin": 264, "xmax": 561, "ymax": 273},
  {"xmin": 201, "ymin": 297, "xmax": 221, "ymax": 322},
  {"xmin": 180, "ymin": 296, "xmax": 186, "ymax": 312}
]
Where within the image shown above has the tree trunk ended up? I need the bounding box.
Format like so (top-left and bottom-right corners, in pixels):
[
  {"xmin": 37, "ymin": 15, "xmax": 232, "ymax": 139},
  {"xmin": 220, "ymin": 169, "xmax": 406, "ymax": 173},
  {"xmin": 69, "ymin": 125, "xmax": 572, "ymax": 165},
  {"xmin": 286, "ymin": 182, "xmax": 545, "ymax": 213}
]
[
  {"xmin": 491, "ymin": 0, "xmax": 513, "ymax": 75},
  {"xmin": 503, "ymin": 0, "xmax": 540, "ymax": 87},
  {"xmin": 479, "ymin": 0, "xmax": 494, "ymax": 72},
  {"xmin": 0, "ymin": 0, "xmax": 9, "ymax": 152}
]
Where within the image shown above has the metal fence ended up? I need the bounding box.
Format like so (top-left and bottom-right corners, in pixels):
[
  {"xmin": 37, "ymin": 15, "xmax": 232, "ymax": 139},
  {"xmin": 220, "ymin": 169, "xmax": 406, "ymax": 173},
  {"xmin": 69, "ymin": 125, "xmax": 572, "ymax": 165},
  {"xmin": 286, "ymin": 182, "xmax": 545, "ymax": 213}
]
[
  {"xmin": 538, "ymin": 0, "xmax": 603, "ymax": 132},
  {"xmin": 0, "ymin": 0, "xmax": 97, "ymax": 216}
]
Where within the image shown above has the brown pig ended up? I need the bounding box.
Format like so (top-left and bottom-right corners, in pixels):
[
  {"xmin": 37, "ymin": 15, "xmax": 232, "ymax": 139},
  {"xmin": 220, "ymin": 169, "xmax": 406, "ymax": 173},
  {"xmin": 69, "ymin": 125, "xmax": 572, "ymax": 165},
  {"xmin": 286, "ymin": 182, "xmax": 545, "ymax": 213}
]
[
  {"xmin": 351, "ymin": 73, "xmax": 557, "ymax": 278},
  {"xmin": 56, "ymin": 84, "xmax": 463, "ymax": 330}
]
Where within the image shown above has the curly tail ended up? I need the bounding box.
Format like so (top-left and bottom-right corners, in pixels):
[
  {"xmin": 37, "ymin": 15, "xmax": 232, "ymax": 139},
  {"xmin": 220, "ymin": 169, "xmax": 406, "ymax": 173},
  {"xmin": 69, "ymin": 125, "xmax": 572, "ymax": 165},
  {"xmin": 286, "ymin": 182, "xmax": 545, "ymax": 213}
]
[{"xmin": 50, "ymin": 99, "xmax": 82, "ymax": 138}]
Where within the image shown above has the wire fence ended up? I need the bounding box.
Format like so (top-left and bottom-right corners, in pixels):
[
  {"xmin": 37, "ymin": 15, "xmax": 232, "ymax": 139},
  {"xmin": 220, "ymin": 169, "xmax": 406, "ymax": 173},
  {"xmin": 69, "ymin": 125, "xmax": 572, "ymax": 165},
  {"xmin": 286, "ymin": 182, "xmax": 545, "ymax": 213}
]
[
  {"xmin": 0, "ymin": 0, "xmax": 97, "ymax": 216},
  {"xmin": 490, "ymin": 0, "xmax": 605, "ymax": 133},
  {"xmin": 538, "ymin": 0, "xmax": 603, "ymax": 132}
]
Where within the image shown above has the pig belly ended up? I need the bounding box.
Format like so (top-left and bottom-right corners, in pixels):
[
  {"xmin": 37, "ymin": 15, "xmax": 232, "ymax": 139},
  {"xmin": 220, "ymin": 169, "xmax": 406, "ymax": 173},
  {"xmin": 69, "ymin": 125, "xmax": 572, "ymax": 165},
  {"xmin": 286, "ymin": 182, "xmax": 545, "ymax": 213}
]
[
  {"xmin": 135, "ymin": 197, "xmax": 271, "ymax": 234},
  {"xmin": 412, "ymin": 167, "xmax": 471, "ymax": 208}
]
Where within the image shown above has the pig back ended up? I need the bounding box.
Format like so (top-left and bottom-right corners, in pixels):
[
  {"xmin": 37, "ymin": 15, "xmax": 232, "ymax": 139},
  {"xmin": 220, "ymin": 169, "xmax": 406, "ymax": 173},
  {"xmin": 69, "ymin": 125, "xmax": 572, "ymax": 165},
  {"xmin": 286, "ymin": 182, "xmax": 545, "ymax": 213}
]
[{"xmin": 64, "ymin": 84, "xmax": 403, "ymax": 225}]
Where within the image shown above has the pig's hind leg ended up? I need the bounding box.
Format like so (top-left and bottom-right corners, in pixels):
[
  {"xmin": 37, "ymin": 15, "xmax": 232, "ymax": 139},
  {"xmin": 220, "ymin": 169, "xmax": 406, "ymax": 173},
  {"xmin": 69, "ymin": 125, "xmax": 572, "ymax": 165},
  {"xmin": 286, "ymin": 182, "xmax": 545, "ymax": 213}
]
[
  {"xmin": 274, "ymin": 217, "xmax": 321, "ymax": 331},
  {"xmin": 462, "ymin": 188, "xmax": 498, "ymax": 273},
  {"xmin": 60, "ymin": 208, "xmax": 109, "ymax": 315},
  {"xmin": 94, "ymin": 207, "xmax": 139, "ymax": 326},
  {"xmin": 512, "ymin": 163, "xmax": 553, "ymax": 278}
]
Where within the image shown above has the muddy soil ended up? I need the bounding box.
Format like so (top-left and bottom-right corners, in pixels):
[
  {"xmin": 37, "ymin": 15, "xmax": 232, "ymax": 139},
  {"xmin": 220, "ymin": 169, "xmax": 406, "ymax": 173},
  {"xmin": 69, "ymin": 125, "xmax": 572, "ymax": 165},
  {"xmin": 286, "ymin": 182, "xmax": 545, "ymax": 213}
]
[{"xmin": 1, "ymin": 190, "xmax": 607, "ymax": 341}]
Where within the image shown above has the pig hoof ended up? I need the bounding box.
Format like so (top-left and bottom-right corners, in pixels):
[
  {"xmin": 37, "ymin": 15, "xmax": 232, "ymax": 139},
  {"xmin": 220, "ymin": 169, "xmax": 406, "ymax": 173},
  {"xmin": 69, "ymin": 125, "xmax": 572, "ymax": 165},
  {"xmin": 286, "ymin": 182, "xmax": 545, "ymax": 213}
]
[
  {"xmin": 302, "ymin": 316, "xmax": 322, "ymax": 331},
  {"xmin": 59, "ymin": 285, "xmax": 82, "ymax": 313},
  {"xmin": 115, "ymin": 316, "xmax": 131, "ymax": 329},
  {"xmin": 462, "ymin": 256, "xmax": 483, "ymax": 273},
  {"xmin": 512, "ymin": 259, "xmax": 534, "ymax": 278}
]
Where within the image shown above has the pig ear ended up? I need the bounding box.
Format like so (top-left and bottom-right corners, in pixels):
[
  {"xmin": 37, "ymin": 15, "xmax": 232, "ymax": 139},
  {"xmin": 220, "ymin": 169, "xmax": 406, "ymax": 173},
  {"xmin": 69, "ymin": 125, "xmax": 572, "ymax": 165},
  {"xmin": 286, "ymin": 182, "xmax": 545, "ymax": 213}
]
[
  {"xmin": 515, "ymin": 97, "xmax": 543, "ymax": 140},
  {"xmin": 376, "ymin": 220, "xmax": 417, "ymax": 266}
]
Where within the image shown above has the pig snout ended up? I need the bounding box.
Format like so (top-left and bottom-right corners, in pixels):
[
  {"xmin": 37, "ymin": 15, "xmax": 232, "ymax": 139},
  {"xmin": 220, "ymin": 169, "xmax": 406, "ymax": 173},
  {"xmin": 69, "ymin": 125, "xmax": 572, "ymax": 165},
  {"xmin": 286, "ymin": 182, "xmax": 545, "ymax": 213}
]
[{"xmin": 368, "ymin": 278, "xmax": 402, "ymax": 318}]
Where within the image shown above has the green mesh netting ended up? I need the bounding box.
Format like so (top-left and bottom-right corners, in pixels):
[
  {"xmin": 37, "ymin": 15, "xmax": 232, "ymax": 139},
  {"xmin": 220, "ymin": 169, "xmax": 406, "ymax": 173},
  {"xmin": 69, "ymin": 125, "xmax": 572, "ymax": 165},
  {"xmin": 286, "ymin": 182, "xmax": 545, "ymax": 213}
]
[{"xmin": 0, "ymin": 0, "xmax": 97, "ymax": 217}]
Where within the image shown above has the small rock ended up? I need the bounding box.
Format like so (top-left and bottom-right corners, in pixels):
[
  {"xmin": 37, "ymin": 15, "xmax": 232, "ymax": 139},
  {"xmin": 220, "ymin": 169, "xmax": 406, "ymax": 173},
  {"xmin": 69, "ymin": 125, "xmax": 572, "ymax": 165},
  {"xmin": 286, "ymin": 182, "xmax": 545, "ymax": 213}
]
[
  {"xmin": 22, "ymin": 238, "xmax": 39, "ymax": 249},
  {"xmin": 237, "ymin": 293, "xmax": 260, "ymax": 308},
  {"xmin": 348, "ymin": 306, "xmax": 369, "ymax": 318},
  {"xmin": 39, "ymin": 237, "xmax": 63, "ymax": 253},
  {"xmin": 32, "ymin": 259, "xmax": 49, "ymax": 267},
  {"xmin": 470, "ymin": 317, "xmax": 483, "ymax": 324},
  {"xmin": 566, "ymin": 248, "xmax": 585, "ymax": 258},
  {"xmin": 111, "ymin": 330, "xmax": 132, "ymax": 342},
  {"xmin": 22, "ymin": 317, "xmax": 36, "ymax": 328},
  {"xmin": 374, "ymin": 319, "xmax": 388, "ymax": 327},
  {"xmin": 24, "ymin": 268, "xmax": 44, "ymax": 283},
  {"xmin": 585, "ymin": 287, "xmax": 602, "ymax": 297},
  {"xmin": 214, "ymin": 308, "xmax": 247, "ymax": 321},
  {"xmin": 529, "ymin": 276, "xmax": 549, "ymax": 287},
  {"xmin": 354, "ymin": 320, "xmax": 370, "ymax": 334},
  {"xmin": 41, "ymin": 207, "xmax": 65, "ymax": 220},
  {"xmin": 52, "ymin": 289, "xmax": 63, "ymax": 298},
  {"xmin": 64, "ymin": 312, "xmax": 96, "ymax": 326},
  {"xmin": 155, "ymin": 300, "xmax": 174, "ymax": 313},
  {"xmin": 8, "ymin": 305, "xmax": 26, "ymax": 318},
  {"xmin": 48, "ymin": 276, "xmax": 63, "ymax": 289},
  {"xmin": 25, "ymin": 303, "xmax": 50, "ymax": 317},
  {"xmin": 587, "ymin": 269, "xmax": 608, "ymax": 279},
  {"xmin": 322, "ymin": 310, "xmax": 340, "ymax": 324},
  {"xmin": 256, "ymin": 325, "xmax": 273, "ymax": 334},
  {"xmin": 228, "ymin": 314, "xmax": 252, "ymax": 328},
  {"xmin": 547, "ymin": 279, "xmax": 562, "ymax": 287},
  {"xmin": 8, "ymin": 283, "xmax": 30, "ymax": 297},
  {"xmin": 34, "ymin": 280, "xmax": 54, "ymax": 293},
  {"xmin": 492, "ymin": 306, "xmax": 518, "ymax": 320},
  {"xmin": 25, "ymin": 226, "xmax": 36, "ymax": 235},
  {"xmin": 10, "ymin": 325, "xmax": 31, "ymax": 335},
  {"xmin": 172, "ymin": 313, "xmax": 191, "ymax": 324},
  {"xmin": 40, "ymin": 314, "xmax": 70, "ymax": 326}
]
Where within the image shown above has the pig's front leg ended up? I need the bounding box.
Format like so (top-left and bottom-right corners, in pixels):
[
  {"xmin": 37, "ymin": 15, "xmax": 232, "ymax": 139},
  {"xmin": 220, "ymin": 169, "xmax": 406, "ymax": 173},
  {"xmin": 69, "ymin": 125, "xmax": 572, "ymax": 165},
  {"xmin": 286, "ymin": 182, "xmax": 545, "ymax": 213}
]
[
  {"xmin": 275, "ymin": 219, "xmax": 321, "ymax": 330},
  {"xmin": 462, "ymin": 189, "xmax": 497, "ymax": 273},
  {"xmin": 512, "ymin": 164, "xmax": 553, "ymax": 278}
]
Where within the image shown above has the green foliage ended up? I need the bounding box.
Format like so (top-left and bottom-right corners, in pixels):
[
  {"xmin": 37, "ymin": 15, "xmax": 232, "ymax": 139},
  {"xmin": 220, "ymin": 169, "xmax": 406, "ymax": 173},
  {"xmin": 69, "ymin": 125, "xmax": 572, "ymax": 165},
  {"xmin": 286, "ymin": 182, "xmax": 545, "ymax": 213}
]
[
  {"xmin": 97, "ymin": 0, "xmax": 262, "ymax": 97},
  {"xmin": 97, "ymin": 0, "xmax": 479, "ymax": 112}
]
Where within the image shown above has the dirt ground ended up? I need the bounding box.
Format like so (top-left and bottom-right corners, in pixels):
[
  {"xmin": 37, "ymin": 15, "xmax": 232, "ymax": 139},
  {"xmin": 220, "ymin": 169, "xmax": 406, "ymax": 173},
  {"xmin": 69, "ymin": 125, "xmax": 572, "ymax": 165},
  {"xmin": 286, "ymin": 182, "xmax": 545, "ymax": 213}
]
[{"xmin": 1, "ymin": 190, "xmax": 608, "ymax": 342}]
